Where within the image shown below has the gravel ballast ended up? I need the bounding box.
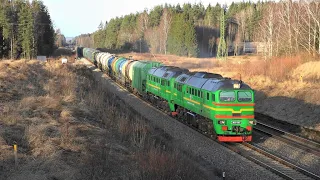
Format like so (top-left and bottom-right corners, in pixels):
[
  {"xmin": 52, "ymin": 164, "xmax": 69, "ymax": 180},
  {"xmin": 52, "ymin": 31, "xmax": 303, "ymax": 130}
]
[{"xmin": 254, "ymin": 131, "xmax": 320, "ymax": 176}]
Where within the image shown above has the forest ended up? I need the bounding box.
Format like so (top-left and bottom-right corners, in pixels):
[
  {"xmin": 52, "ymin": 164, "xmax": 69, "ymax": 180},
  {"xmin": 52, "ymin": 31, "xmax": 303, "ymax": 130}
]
[
  {"xmin": 0, "ymin": 0, "xmax": 55, "ymax": 59},
  {"xmin": 75, "ymin": 1, "xmax": 320, "ymax": 58}
]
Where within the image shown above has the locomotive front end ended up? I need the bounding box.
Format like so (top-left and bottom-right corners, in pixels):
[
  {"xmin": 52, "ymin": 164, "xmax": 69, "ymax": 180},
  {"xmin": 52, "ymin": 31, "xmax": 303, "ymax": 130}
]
[{"xmin": 213, "ymin": 83, "xmax": 256, "ymax": 142}]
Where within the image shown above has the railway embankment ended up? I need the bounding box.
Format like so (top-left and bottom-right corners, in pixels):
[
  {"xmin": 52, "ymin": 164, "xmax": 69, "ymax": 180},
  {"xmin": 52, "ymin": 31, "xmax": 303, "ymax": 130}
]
[{"xmin": 0, "ymin": 59, "xmax": 204, "ymax": 179}]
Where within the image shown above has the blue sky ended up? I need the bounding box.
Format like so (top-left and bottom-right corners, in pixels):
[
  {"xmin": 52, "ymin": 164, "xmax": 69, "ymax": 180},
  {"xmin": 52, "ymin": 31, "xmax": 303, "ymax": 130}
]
[{"xmin": 41, "ymin": 0, "xmax": 254, "ymax": 37}]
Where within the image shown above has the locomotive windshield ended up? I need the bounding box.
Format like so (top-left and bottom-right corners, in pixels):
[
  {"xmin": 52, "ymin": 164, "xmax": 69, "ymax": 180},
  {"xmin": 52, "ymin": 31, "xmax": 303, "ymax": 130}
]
[
  {"xmin": 238, "ymin": 91, "xmax": 252, "ymax": 102},
  {"xmin": 219, "ymin": 91, "xmax": 235, "ymax": 102}
]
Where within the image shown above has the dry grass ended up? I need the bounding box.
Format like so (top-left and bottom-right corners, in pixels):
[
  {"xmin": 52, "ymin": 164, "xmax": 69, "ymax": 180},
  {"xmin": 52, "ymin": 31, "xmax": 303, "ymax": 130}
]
[
  {"xmin": 292, "ymin": 61, "xmax": 320, "ymax": 82},
  {"xmin": 0, "ymin": 59, "xmax": 201, "ymax": 179}
]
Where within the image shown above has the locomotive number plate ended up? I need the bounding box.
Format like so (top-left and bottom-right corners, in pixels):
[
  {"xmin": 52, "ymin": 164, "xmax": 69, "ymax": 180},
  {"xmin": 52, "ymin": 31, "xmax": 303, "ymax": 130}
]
[{"xmin": 232, "ymin": 121, "xmax": 241, "ymax": 124}]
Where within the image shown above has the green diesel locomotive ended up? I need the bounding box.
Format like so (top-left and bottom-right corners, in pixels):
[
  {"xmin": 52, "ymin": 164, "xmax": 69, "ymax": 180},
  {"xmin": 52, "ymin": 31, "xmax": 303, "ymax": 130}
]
[{"xmin": 78, "ymin": 47, "xmax": 256, "ymax": 142}]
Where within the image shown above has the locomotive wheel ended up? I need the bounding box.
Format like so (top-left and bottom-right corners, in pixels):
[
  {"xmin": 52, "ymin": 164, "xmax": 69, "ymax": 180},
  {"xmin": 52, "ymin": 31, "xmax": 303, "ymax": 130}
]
[
  {"xmin": 207, "ymin": 122, "xmax": 216, "ymax": 138},
  {"xmin": 198, "ymin": 119, "xmax": 207, "ymax": 132}
]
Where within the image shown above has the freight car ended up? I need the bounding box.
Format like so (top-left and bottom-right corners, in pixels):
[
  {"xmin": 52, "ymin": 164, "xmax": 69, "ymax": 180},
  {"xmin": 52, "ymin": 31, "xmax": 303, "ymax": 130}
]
[{"xmin": 78, "ymin": 47, "xmax": 256, "ymax": 142}]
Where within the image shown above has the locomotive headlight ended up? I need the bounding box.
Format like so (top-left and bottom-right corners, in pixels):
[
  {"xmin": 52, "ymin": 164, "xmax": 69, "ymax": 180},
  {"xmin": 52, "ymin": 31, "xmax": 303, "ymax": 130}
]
[
  {"xmin": 233, "ymin": 83, "xmax": 240, "ymax": 89},
  {"xmin": 249, "ymin": 120, "xmax": 257, "ymax": 125},
  {"xmin": 218, "ymin": 120, "xmax": 225, "ymax": 125}
]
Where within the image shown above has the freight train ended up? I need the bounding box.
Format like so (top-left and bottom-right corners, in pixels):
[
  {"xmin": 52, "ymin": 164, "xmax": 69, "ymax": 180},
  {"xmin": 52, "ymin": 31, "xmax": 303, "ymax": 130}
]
[{"xmin": 76, "ymin": 47, "xmax": 256, "ymax": 142}]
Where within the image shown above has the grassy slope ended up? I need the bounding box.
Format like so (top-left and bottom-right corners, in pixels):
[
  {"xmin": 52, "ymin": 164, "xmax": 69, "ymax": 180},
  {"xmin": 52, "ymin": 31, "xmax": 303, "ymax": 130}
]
[
  {"xmin": 119, "ymin": 52, "xmax": 320, "ymax": 131},
  {"xmin": 0, "ymin": 59, "xmax": 201, "ymax": 180}
]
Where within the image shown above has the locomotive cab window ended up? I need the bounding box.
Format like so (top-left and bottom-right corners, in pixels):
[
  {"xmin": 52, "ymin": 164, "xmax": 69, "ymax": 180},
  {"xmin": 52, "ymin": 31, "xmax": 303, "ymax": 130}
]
[
  {"xmin": 206, "ymin": 93, "xmax": 210, "ymax": 100},
  {"xmin": 219, "ymin": 91, "xmax": 235, "ymax": 102},
  {"xmin": 212, "ymin": 94, "xmax": 215, "ymax": 102},
  {"xmin": 238, "ymin": 91, "xmax": 252, "ymax": 102}
]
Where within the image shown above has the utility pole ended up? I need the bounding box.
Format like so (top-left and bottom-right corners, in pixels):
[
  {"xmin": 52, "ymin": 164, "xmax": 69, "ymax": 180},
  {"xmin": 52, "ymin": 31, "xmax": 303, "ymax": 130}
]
[{"xmin": 217, "ymin": 9, "xmax": 227, "ymax": 60}]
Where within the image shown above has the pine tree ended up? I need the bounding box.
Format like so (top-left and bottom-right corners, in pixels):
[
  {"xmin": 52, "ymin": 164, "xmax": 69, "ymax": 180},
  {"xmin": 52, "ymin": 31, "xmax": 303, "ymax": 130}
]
[
  {"xmin": 167, "ymin": 13, "xmax": 185, "ymax": 56},
  {"xmin": 117, "ymin": 14, "xmax": 137, "ymax": 50},
  {"xmin": 105, "ymin": 17, "xmax": 122, "ymax": 49},
  {"xmin": 168, "ymin": 13, "xmax": 198, "ymax": 57},
  {"xmin": 184, "ymin": 21, "xmax": 199, "ymax": 57},
  {"xmin": 0, "ymin": 0, "xmax": 54, "ymax": 59},
  {"xmin": 18, "ymin": 1, "xmax": 33, "ymax": 59},
  {"xmin": 148, "ymin": 5, "xmax": 163, "ymax": 27},
  {"xmin": 93, "ymin": 21, "xmax": 106, "ymax": 48},
  {"xmin": 0, "ymin": 0, "xmax": 11, "ymax": 58}
]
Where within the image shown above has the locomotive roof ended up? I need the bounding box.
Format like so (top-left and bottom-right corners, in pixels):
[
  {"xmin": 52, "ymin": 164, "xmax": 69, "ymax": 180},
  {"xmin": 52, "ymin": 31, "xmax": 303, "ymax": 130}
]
[
  {"xmin": 202, "ymin": 79, "xmax": 252, "ymax": 91},
  {"xmin": 175, "ymin": 71, "xmax": 252, "ymax": 91},
  {"xmin": 185, "ymin": 76, "xmax": 208, "ymax": 88},
  {"xmin": 193, "ymin": 72, "xmax": 223, "ymax": 79},
  {"xmin": 150, "ymin": 66, "xmax": 189, "ymax": 80}
]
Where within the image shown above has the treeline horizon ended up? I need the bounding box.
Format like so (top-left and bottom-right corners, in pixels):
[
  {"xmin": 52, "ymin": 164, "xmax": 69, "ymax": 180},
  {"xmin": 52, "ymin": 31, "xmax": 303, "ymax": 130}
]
[
  {"xmin": 75, "ymin": 1, "xmax": 320, "ymax": 58},
  {"xmin": 0, "ymin": 0, "xmax": 55, "ymax": 59}
]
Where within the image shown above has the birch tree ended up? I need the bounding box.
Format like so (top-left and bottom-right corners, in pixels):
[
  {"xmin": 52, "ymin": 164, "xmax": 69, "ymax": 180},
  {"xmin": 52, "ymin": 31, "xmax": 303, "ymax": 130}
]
[{"xmin": 159, "ymin": 8, "xmax": 172, "ymax": 54}]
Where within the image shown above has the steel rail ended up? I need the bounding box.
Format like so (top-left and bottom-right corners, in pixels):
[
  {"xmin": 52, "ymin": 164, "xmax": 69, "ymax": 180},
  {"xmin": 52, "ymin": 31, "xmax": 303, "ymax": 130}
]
[{"xmin": 255, "ymin": 122, "xmax": 320, "ymax": 157}]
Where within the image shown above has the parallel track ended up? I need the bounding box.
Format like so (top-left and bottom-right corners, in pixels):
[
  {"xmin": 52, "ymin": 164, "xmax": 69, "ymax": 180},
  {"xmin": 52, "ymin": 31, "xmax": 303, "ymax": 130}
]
[
  {"xmin": 174, "ymin": 117, "xmax": 320, "ymax": 180},
  {"xmin": 83, "ymin": 59, "xmax": 320, "ymax": 180},
  {"xmin": 239, "ymin": 142, "xmax": 319, "ymax": 180},
  {"xmin": 254, "ymin": 122, "xmax": 320, "ymax": 157}
]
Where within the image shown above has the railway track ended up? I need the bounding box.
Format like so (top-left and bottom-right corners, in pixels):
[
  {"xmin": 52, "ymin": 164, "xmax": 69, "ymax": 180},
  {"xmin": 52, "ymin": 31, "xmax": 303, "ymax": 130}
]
[
  {"xmin": 82, "ymin": 59, "xmax": 320, "ymax": 180},
  {"xmin": 133, "ymin": 93, "xmax": 320, "ymax": 180},
  {"xmin": 172, "ymin": 116, "xmax": 320, "ymax": 180},
  {"xmin": 235, "ymin": 142, "xmax": 319, "ymax": 180},
  {"xmin": 179, "ymin": 121, "xmax": 320, "ymax": 180},
  {"xmin": 142, "ymin": 99, "xmax": 320, "ymax": 179},
  {"xmin": 254, "ymin": 122, "xmax": 320, "ymax": 157}
]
